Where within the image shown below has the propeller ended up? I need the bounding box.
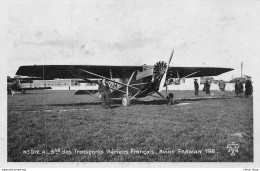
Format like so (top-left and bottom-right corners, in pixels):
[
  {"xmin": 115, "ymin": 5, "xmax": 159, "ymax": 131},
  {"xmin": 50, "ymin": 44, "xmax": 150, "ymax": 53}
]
[{"xmin": 159, "ymin": 49, "xmax": 174, "ymax": 92}]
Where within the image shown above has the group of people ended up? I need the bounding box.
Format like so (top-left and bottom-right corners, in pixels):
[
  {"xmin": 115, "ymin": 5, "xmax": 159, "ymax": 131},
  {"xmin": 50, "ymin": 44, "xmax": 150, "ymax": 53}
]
[
  {"xmin": 81, "ymin": 78, "xmax": 254, "ymax": 108},
  {"xmin": 235, "ymin": 79, "xmax": 253, "ymax": 98},
  {"xmin": 194, "ymin": 78, "xmax": 253, "ymax": 98},
  {"xmin": 194, "ymin": 79, "xmax": 211, "ymax": 96}
]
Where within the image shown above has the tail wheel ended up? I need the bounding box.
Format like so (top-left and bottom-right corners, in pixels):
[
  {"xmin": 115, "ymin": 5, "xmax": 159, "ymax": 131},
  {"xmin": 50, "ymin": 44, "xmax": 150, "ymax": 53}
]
[
  {"xmin": 153, "ymin": 61, "xmax": 172, "ymax": 82},
  {"xmin": 122, "ymin": 94, "xmax": 130, "ymax": 106}
]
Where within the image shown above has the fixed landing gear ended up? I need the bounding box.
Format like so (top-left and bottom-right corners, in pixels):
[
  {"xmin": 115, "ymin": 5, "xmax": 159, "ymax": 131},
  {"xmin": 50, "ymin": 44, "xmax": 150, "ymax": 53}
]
[{"xmin": 122, "ymin": 94, "xmax": 130, "ymax": 106}]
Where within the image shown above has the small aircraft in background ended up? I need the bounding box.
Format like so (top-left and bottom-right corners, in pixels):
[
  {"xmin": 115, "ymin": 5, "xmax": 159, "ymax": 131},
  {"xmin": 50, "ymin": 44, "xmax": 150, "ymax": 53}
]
[
  {"xmin": 229, "ymin": 75, "xmax": 252, "ymax": 84},
  {"xmin": 15, "ymin": 49, "xmax": 233, "ymax": 106},
  {"xmin": 7, "ymin": 76, "xmax": 50, "ymax": 94}
]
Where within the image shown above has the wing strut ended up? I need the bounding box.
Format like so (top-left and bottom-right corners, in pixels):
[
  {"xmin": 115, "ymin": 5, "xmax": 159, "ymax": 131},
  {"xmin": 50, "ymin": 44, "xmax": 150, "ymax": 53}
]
[
  {"xmin": 182, "ymin": 71, "xmax": 200, "ymax": 78},
  {"xmin": 109, "ymin": 86, "xmax": 127, "ymax": 94},
  {"xmin": 127, "ymin": 71, "xmax": 135, "ymax": 95},
  {"xmin": 78, "ymin": 69, "xmax": 139, "ymax": 90},
  {"xmin": 130, "ymin": 90, "xmax": 141, "ymax": 100}
]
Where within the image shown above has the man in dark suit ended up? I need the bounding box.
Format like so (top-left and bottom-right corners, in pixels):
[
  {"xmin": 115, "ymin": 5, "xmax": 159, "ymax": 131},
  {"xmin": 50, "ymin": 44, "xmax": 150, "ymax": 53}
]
[
  {"xmin": 235, "ymin": 80, "xmax": 239, "ymax": 97},
  {"xmin": 245, "ymin": 80, "xmax": 253, "ymax": 97},
  {"xmin": 203, "ymin": 80, "xmax": 211, "ymax": 95},
  {"xmin": 98, "ymin": 79, "xmax": 110, "ymax": 109},
  {"xmin": 235, "ymin": 79, "xmax": 244, "ymax": 97},
  {"xmin": 194, "ymin": 79, "xmax": 199, "ymax": 96}
]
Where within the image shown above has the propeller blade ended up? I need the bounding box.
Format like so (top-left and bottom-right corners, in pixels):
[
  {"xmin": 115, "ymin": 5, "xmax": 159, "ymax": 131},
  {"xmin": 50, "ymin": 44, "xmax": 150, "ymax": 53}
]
[
  {"xmin": 168, "ymin": 49, "xmax": 174, "ymax": 64},
  {"xmin": 159, "ymin": 49, "xmax": 174, "ymax": 92},
  {"xmin": 159, "ymin": 72, "xmax": 167, "ymax": 91}
]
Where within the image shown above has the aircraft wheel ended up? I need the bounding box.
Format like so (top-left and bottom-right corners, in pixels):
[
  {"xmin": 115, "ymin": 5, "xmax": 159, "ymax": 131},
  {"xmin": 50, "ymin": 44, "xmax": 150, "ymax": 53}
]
[{"xmin": 122, "ymin": 94, "xmax": 130, "ymax": 106}]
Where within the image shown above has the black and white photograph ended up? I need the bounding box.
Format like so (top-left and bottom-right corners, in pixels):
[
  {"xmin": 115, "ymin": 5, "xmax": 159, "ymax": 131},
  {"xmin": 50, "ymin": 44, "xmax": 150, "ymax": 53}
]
[{"xmin": 1, "ymin": 0, "xmax": 260, "ymax": 168}]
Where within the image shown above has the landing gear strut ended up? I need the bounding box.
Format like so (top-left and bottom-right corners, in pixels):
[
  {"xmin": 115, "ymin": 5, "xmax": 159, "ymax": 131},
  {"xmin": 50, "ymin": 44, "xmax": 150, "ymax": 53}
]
[{"xmin": 122, "ymin": 94, "xmax": 130, "ymax": 106}]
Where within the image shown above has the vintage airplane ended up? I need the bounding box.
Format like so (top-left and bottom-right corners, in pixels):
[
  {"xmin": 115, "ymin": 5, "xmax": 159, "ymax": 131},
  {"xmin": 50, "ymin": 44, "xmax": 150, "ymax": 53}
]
[
  {"xmin": 7, "ymin": 76, "xmax": 50, "ymax": 94},
  {"xmin": 229, "ymin": 75, "xmax": 252, "ymax": 84},
  {"xmin": 15, "ymin": 49, "xmax": 233, "ymax": 106}
]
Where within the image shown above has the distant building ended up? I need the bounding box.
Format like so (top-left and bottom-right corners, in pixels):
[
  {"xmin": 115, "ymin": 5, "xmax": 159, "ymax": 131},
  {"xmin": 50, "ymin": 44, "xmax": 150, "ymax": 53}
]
[{"xmin": 21, "ymin": 79, "xmax": 100, "ymax": 90}]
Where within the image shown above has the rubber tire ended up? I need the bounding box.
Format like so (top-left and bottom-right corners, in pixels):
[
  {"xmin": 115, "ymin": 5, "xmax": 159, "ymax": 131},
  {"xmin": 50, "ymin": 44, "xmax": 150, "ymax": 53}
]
[{"xmin": 122, "ymin": 94, "xmax": 130, "ymax": 106}]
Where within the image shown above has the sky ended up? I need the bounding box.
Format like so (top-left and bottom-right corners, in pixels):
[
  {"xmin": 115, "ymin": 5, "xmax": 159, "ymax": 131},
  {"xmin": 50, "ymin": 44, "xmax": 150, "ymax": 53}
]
[{"xmin": 3, "ymin": 0, "xmax": 260, "ymax": 80}]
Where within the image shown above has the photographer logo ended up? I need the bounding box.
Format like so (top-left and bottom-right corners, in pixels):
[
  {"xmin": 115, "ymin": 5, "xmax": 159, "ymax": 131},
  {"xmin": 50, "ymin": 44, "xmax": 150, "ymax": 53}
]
[{"xmin": 226, "ymin": 142, "xmax": 239, "ymax": 156}]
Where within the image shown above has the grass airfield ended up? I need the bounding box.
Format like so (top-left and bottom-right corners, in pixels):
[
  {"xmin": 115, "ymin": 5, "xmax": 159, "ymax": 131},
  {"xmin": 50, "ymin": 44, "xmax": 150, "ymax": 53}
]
[{"xmin": 7, "ymin": 90, "xmax": 253, "ymax": 162}]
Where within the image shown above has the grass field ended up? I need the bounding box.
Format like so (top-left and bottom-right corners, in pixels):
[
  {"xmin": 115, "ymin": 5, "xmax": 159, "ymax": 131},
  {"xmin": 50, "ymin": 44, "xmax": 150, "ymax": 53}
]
[{"xmin": 7, "ymin": 90, "xmax": 253, "ymax": 162}]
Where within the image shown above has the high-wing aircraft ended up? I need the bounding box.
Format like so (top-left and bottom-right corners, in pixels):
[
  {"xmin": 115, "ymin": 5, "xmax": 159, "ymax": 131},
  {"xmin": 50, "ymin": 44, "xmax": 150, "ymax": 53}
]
[
  {"xmin": 7, "ymin": 76, "xmax": 50, "ymax": 94},
  {"xmin": 15, "ymin": 49, "xmax": 233, "ymax": 106}
]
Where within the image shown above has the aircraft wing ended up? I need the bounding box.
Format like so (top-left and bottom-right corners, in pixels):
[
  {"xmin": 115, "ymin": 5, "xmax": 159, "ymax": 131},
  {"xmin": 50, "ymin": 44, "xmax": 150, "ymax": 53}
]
[
  {"xmin": 16, "ymin": 65, "xmax": 233, "ymax": 80},
  {"xmin": 15, "ymin": 65, "xmax": 144, "ymax": 80},
  {"xmin": 168, "ymin": 67, "xmax": 233, "ymax": 78}
]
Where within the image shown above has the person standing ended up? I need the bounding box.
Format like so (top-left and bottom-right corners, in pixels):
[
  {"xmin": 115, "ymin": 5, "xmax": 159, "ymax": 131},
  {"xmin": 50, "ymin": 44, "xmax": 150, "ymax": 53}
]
[
  {"xmin": 235, "ymin": 80, "xmax": 239, "ymax": 97},
  {"xmin": 235, "ymin": 80, "xmax": 244, "ymax": 97},
  {"xmin": 203, "ymin": 80, "xmax": 211, "ymax": 95},
  {"xmin": 98, "ymin": 79, "xmax": 110, "ymax": 109},
  {"xmin": 11, "ymin": 80, "xmax": 16, "ymax": 96},
  {"xmin": 7, "ymin": 83, "xmax": 12, "ymax": 95},
  {"xmin": 245, "ymin": 80, "xmax": 253, "ymax": 97},
  {"xmin": 218, "ymin": 80, "xmax": 226, "ymax": 97},
  {"xmin": 194, "ymin": 79, "xmax": 199, "ymax": 96}
]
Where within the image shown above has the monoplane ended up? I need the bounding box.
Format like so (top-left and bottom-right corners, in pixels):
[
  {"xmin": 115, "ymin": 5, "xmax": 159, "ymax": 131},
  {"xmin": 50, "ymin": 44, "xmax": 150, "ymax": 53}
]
[{"xmin": 15, "ymin": 49, "xmax": 233, "ymax": 106}]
